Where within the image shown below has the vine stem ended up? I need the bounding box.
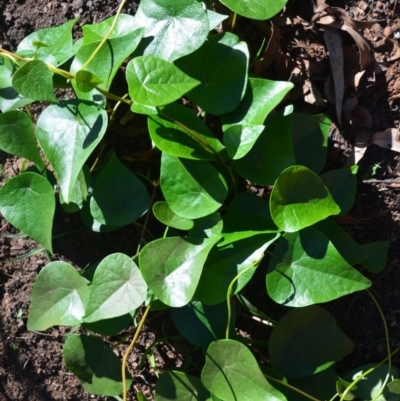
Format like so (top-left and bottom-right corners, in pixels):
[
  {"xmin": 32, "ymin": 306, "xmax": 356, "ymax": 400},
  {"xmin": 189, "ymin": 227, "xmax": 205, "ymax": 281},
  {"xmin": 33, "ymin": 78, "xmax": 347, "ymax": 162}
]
[
  {"xmin": 122, "ymin": 298, "xmax": 153, "ymax": 401},
  {"xmin": 80, "ymin": 0, "xmax": 128, "ymax": 71}
]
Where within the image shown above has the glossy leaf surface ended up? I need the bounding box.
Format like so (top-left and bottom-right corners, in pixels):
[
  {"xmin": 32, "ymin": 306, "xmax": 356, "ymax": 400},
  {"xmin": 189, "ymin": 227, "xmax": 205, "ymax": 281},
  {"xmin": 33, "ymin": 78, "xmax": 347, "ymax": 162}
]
[
  {"xmin": 127, "ymin": 56, "xmax": 199, "ymax": 106},
  {"xmin": 156, "ymin": 371, "xmax": 211, "ymax": 401},
  {"xmin": 140, "ymin": 236, "xmax": 220, "ymax": 307},
  {"xmin": 84, "ymin": 253, "xmax": 147, "ymax": 322},
  {"xmin": 36, "ymin": 99, "xmax": 107, "ymax": 203},
  {"xmin": 12, "ymin": 60, "xmax": 57, "ymax": 103},
  {"xmin": 90, "ymin": 153, "xmax": 150, "ymax": 226},
  {"xmin": 160, "ymin": 153, "xmax": 228, "ymax": 219},
  {"xmin": 0, "ymin": 173, "xmax": 55, "ymax": 252},
  {"xmin": 202, "ymin": 340, "xmax": 286, "ymax": 401},
  {"xmin": 28, "ymin": 261, "xmax": 89, "ymax": 330},
  {"xmin": 134, "ymin": 0, "xmax": 209, "ymax": 62},
  {"xmin": 270, "ymin": 165, "xmax": 340, "ymax": 232},
  {"xmin": 63, "ymin": 334, "xmax": 131, "ymax": 396},
  {"xmin": 269, "ymin": 306, "xmax": 354, "ymax": 379},
  {"xmin": 153, "ymin": 201, "xmax": 194, "ymax": 230},
  {"xmin": 220, "ymin": 0, "xmax": 288, "ymax": 20},
  {"xmin": 148, "ymin": 103, "xmax": 225, "ymax": 160},
  {"xmin": 266, "ymin": 228, "xmax": 371, "ymax": 307},
  {"xmin": 175, "ymin": 33, "xmax": 249, "ymax": 115},
  {"xmin": 0, "ymin": 110, "xmax": 44, "ymax": 168}
]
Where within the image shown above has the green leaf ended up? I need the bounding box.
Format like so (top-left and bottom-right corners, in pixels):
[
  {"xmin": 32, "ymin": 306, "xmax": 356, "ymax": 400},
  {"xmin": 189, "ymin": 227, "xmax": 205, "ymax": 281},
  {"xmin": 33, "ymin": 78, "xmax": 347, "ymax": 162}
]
[
  {"xmin": 134, "ymin": 0, "xmax": 209, "ymax": 62},
  {"xmin": 82, "ymin": 314, "xmax": 132, "ymax": 336},
  {"xmin": 345, "ymin": 364, "xmax": 399, "ymax": 401},
  {"xmin": 0, "ymin": 173, "xmax": 55, "ymax": 252},
  {"xmin": 269, "ymin": 306, "xmax": 353, "ymax": 379},
  {"xmin": 188, "ymin": 212, "xmax": 223, "ymax": 239},
  {"xmin": 175, "ymin": 33, "xmax": 249, "ymax": 115},
  {"xmin": 388, "ymin": 380, "xmax": 400, "ymax": 395},
  {"xmin": 140, "ymin": 236, "xmax": 220, "ymax": 307},
  {"xmin": 320, "ymin": 167, "xmax": 357, "ymax": 215},
  {"xmin": 17, "ymin": 18, "xmax": 78, "ymax": 65},
  {"xmin": 361, "ymin": 241, "xmax": 390, "ymax": 273},
  {"xmin": 195, "ymin": 234, "xmax": 279, "ymax": 305},
  {"xmin": 315, "ymin": 218, "xmax": 367, "ymax": 265},
  {"xmin": 291, "ymin": 113, "xmax": 330, "ymax": 174},
  {"xmin": 0, "ymin": 59, "xmax": 33, "ymax": 112},
  {"xmin": 220, "ymin": 0, "xmax": 288, "ymax": 20},
  {"xmin": 220, "ymin": 192, "xmax": 278, "ymax": 246},
  {"xmin": 12, "ymin": 60, "xmax": 57, "ymax": 103},
  {"xmin": 270, "ymin": 165, "xmax": 340, "ymax": 232},
  {"xmin": 153, "ymin": 201, "xmax": 194, "ymax": 230},
  {"xmin": 148, "ymin": 103, "xmax": 225, "ymax": 161},
  {"xmin": 83, "ymin": 253, "xmax": 147, "ymax": 323},
  {"xmin": 0, "ymin": 110, "xmax": 44, "ymax": 168},
  {"xmin": 71, "ymin": 17, "xmax": 143, "ymax": 92},
  {"xmin": 81, "ymin": 200, "xmax": 125, "ymax": 233},
  {"xmin": 131, "ymin": 102, "xmax": 158, "ymax": 115},
  {"xmin": 156, "ymin": 371, "xmax": 211, "ymax": 401},
  {"xmin": 171, "ymin": 301, "xmax": 233, "ymax": 352},
  {"xmin": 63, "ymin": 334, "xmax": 132, "ymax": 396},
  {"xmin": 222, "ymin": 78, "xmax": 294, "ymax": 127},
  {"xmin": 207, "ymin": 10, "xmax": 228, "ymax": 30},
  {"xmin": 126, "ymin": 56, "xmax": 200, "ymax": 107},
  {"xmin": 266, "ymin": 228, "xmax": 371, "ymax": 307},
  {"xmin": 60, "ymin": 166, "xmax": 90, "ymax": 214},
  {"xmin": 74, "ymin": 70, "xmax": 103, "ymax": 92},
  {"xmin": 27, "ymin": 261, "xmax": 89, "ymax": 331},
  {"xmin": 160, "ymin": 153, "xmax": 228, "ymax": 219},
  {"xmin": 223, "ymin": 124, "xmax": 265, "ymax": 160},
  {"xmin": 36, "ymin": 99, "xmax": 107, "ymax": 203},
  {"xmin": 202, "ymin": 340, "xmax": 286, "ymax": 401},
  {"xmin": 90, "ymin": 153, "xmax": 150, "ymax": 226},
  {"xmin": 233, "ymin": 111, "xmax": 295, "ymax": 185}
]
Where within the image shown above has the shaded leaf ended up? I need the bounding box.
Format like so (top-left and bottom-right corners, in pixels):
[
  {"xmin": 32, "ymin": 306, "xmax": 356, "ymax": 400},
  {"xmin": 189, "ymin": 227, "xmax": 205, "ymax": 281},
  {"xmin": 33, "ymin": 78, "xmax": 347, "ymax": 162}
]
[
  {"xmin": 63, "ymin": 334, "xmax": 131, "ymax": 396},
  {"xmin": 153, "ymin": 201, "xmax": 194, "ymax": 230},
  {"xmin": 269, "ymin": 306, "xmax": 353, "ymax": 379},
  {"xmin": 373, "ymin": 128, "xmax": 400, "ymax": 153},
  {"xmin": 28, "ymin": 261, "xmax": 89, "ymax": 331},
  {"xmin": 361, "ymin": 241, "xmax": 390, "ymax": 273},
  {"xmin": 82, "ymin": 314, "xmax": 132, "ymax": 336}
]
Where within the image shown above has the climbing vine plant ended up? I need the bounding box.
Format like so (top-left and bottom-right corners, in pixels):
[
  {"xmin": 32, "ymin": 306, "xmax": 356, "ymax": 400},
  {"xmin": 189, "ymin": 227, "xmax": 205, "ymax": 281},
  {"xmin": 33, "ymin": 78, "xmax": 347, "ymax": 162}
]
[{"xmin": 0, "ymin": 0, "xmax": 397, "ymax": 400}]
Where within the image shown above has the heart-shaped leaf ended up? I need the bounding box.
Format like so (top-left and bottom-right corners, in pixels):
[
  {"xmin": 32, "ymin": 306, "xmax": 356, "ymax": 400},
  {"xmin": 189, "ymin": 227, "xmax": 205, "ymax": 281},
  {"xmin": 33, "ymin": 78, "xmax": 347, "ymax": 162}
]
[
  {"xmin": 175, "ymin": 33, "xmax": 249, "ymax": 115},
  {"xmin": 153, "ymin": 201, "xmax": 194, "ymax": 230},
  {"xmin": 84, "ymin": 253, "xmax": 147, "ymax": 323},
  {"xmin": 36, "ymin": 99, "xmax": 107, "ymax": 203},
  {"xmin": 195, "ymin": 234, "xmax": 279, "ymax": 305},
  {"xmin": 17, "ymin": 18, "xmax": 78, "ymax": 65},
  {"xmin": 270, "ymin": 165, "xmax": 340, "ymax": 232},
  {"xmin": 220, "ymin": 0, "xmax": 288, "ymax": 20},
  {"xmin": 0, "ymin": 110, "xmax": 44, "ymax": 168},
  {"xmin": 90, "ymin": 153, "xmax": 150, "ymax": 226},
  {"xmin": 27, "ymin": 261, "xmax": 89, "ymax": 331},
  {"xmin": 266, "ymin": 228, "xmax": 371, "ymax": 307},
  {"xmin": 134, "ymin": 0, "xmax": 209, "ymax": 62},
  {"xmin": 160, "ymin": 153, "xmax": 228, "ymax": 219},
  {"xmin": 0, "ymin": 173, "xmax": 55, "ymax": 252},
  {"xmin": 148, "ymin": 103, "xmax": 225, "ymax": 161},
  {"xmin": 127, "ymin": 56, "xmax": 200, "ymax": 107},
  {"xmin": 202, "ymin": 339, "xmax": 286, "ymax": 401},
  {"xmin": 361, "ymin": 241, "xmax": 390, "ymax": 274},
  {"xmin": 269, "ymin": 306, "xmax": 354, "ymax": 379},
  {"xmin": 140, "ymin": 236, "xmax": 220, "ymax": 307},
  {"xmin": 63, "ymin": 334, "xmax": 132, "ymax": 396},
  {"xmin": 233, "ymin": 110, "xmax": 295, "ymax": 185},
  {"xmin": 12, "ymin": 60, "xmax": 57, "ymax": 103},
  {"xmin": 156, "ymin": 371, "xmax": 211, "ymax": 401},
  {"xmin": 74, "ymin": 70, "xmax": 103, "ymax": 92}
]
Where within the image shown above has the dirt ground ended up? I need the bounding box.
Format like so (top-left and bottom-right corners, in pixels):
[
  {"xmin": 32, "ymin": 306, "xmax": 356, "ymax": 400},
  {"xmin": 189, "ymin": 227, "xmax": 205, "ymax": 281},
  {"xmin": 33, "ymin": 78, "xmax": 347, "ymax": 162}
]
[{"xmin": 1, "ymin": 0, "xmax": 400, "ymax": 400}]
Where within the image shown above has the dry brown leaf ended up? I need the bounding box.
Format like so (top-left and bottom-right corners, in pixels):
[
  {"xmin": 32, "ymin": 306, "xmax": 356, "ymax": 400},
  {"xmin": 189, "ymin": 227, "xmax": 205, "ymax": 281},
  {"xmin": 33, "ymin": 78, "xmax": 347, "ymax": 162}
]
[
  {"xmin": 323, "ymin": 26, "xmax": 344, "ymax": 123},
  {"xmin": 372, "ymin": 128, "xmax": 400, "ymax": 152},
  {"xmin": 341, "ymin": 24, "xmax": 372, "ymax": 70},
  {"xmin": 387, "ymin": 38, "xmax": 400, "ymax": 62},
  {"xmin": 330, "ymin": 7, "xmax": 381, "ymax": 30},
  {"xmin": 303, "ymin": 80, "xmax": 326, "ymax": 106}
]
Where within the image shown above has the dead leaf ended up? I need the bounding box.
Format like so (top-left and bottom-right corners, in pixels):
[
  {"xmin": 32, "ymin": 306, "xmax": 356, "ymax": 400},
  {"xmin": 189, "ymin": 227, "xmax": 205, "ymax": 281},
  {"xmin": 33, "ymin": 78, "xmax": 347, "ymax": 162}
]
[
  {"xmin": 372, "ymin": 128, "xmax": 400, "ymax": 152},
  {"xmin": 303, "ymin": 80, "xmax": 326, "ymax": 106},
  {"xmin": 387, "ymin": 38, "xmax": 400, "ymax": 62},
  {"xmin": 323, "ymin": 26, "xmax": 344, "ymax": 123}
]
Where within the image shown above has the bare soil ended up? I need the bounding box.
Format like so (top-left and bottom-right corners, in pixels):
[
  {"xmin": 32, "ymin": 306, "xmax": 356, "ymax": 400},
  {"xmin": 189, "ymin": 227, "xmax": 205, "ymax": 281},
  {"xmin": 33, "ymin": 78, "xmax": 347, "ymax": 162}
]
[{"xmin": 1, "ymin": 0, "xmax": 400, "ymax": 400}]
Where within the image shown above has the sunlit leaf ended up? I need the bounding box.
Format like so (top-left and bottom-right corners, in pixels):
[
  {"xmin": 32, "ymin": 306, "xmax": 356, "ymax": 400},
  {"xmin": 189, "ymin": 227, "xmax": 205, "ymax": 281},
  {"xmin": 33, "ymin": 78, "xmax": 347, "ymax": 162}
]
[{"xmin": 220, "ymin": 0, "xmax": 288, "ymax": 20}]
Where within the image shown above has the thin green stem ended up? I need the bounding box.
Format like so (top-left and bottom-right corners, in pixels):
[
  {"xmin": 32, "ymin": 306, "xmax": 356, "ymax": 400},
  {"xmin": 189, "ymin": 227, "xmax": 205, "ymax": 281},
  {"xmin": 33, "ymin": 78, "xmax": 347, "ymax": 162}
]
[
  {"xmin": 80, "ymin": 0, "xmax": 128, "ymax": 71},
  {"xmin": 225, "ymin": 255, "xmax": 264, "ymax": 339},
  {"xmin": 122, "ymin": 298, "xmax": 153, "ymax": 401}
]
